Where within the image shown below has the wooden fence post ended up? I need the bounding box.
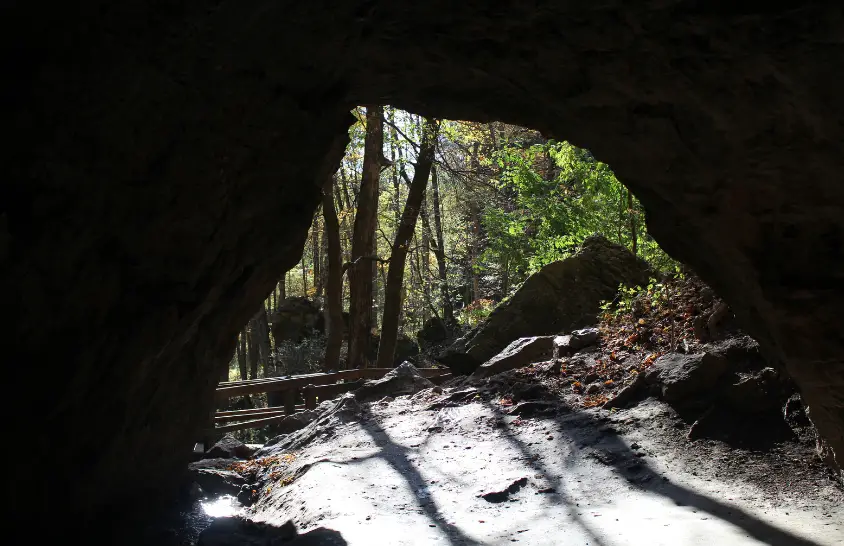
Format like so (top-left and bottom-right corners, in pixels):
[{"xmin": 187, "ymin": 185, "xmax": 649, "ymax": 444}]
[
  {"xmin": 304, "ymin": 384, "xmax": 317, "ymax": 410},
  {"xmin": 284, "ymin": 388, "xmax": 297, "ymax": 415}
]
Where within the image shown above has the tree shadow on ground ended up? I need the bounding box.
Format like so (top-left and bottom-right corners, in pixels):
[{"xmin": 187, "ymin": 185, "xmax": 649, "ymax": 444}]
[
  {"xmin": 356, "ymin": 418, "xmax": 486, "ymax": 546},
  {"xmin": 484, "ymin": 399, "xmax": 824, "ymax": 546},
  {"xmin": 309, "ymin": 417, "xmax": 484, "ymax": 545}
]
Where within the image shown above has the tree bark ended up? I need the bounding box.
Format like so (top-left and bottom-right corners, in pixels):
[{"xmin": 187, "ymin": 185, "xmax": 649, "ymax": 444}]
[
  {"xmin": 348, "ymin": 105, "xmax": 384, "ymax": 368},
  {"xmin": 376, "ymin": 118, "xmax": 439, "ymax": 369},
  {"xmin": 301, "ymin": 252, "xmax": 308, "ymax": 297},
  {"xmin": 419, "ymin": 194, "xmax": 431, "ymax": 322},
  {"xmin": 248, "ymin": 306, "xmax": 270, "ymax": 380},
  {"xmin": 322, "ymin": 178, "xmax": 344, "ymax": 372},
  {"xmin": 469, "ymin": 141, "xmax": 481, "ymax": 302},
  {"xmin": 430, "ymin": 165, "xmax": 455, "ymax": 323},
  {"xmin": 312, "ymin": 208, "xmax": 323, "ymax": 299},
  {"xmin": 236, "ymin": 330, "xmax": 247, "ymax": 381},
  {"xmin": 627, "ymin": 188, "xmax": 638, "ymax": 256}
]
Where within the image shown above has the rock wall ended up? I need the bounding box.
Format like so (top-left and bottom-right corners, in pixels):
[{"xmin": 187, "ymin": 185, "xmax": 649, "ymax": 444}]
[{"xmin": 3, "ymin": 0, "xmax": 842, "ymax": 531}]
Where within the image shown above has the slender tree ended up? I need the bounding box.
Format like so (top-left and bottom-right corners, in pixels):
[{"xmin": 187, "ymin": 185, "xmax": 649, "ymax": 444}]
[
  {"xmin": 322, "ymin": 177, "xmax": 344, "ymax": 371},
  {"xmin": 429, "ymin": 165, "xmax": 455, "ymax": 323},
  {"xmin": 236, "ymin": 330, "xmax": 247, "ymax": 381},
  {"xmin": 376, "ymin": 118, "xmax": 439, "ymax": 369},
  {"xmin": 627, "ymin": 188, "xmax": 638, "ymax": 255},
  {"xmin": 312, "ymin": 209, "xmax": 323, "ymax": 299},
  {"xmin": 348, "ymin": 106, "xmax": 385, "ymax": 368}
]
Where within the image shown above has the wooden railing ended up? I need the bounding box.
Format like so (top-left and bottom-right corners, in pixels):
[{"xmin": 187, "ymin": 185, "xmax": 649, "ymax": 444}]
[{"xmin": 212, "ymin": 367, "xmax": 451, "ymax": 433}]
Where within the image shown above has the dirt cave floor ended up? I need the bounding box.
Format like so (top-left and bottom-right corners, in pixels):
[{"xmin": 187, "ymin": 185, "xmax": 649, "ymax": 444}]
[{"xmin": 233, "ymin": 379, "xmax": 842, "ymax": 546}]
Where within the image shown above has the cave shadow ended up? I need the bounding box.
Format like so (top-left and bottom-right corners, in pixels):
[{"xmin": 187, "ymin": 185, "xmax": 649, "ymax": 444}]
[
  {"xmin": 197, "ymin": 517, "xmax": 349, "ymax": 546},
  {"xmin": 671, "ymin": 403, "xmax": 799, "ymax": 452},
  {"xmin": 484, "ymin": 398, "xmax": 824, "ymax": 546},
  {"xmin": 119, "ymin": 490, "xmax": 350, "ymax": 546}
]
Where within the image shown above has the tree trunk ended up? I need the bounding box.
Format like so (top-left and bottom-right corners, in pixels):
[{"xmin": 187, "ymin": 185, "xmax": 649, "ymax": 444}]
[
  {"xmin": 256, "ymin": 305, "xmax": 271, "ymax": 376},
  {"xmin": 469, "ymin": 141, "xmax": 481, "ymax": 302},
  {"xmin": 312, "ymin": 208, "xmax": 323, "ymax": 300},
  {"xmin": 430, "ymin": 165, "xmax": 454, "ymax": 323},
  {"xmin": 236, "ymin": 330, "xmax": 247, "ymax": 381},
  {"xmin": 348, "ymin": 105, "xmax": 384, "ymax": 368},
  {"xmin": 301, "ymin": 254, "xmax": 308, "ymax": 297},
  {"xmin": 322, "ymin": 178, "xmax": 344, "ymax": 372},
  {"xmin": 339, "ymin": 164, "xmax": 353, "ymax": 211},
  {"xmin": 376, "ymin": 118, "xmax": 439, "ymax": 369},
  {"xmin": 470, "ymin": 204, "xmax": 481, "ymax": 301},
  {"xmin": 419, "ymin": 194, "xmax": 431, "ymax": 323},
  {"xmin": 627, "ymin": 188, "xmax": 638, "ymax": 256},
  {"xmin": 249, "ymin": 305, "xmax": 267, "ymax": 379},
  {"xmin": 279, "ymin": 275, "xmax": 286, "ymax": 300}
]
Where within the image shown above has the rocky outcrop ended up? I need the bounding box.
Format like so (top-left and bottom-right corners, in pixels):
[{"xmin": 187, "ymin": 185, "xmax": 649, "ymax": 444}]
[
  {"xmin": 439, "ymin": 236, "xmax": 649, "ymax": 374},
  {"xmin": 269, "ymin": 297, "xmax": 323, "ymax": 343},
  {"xmin": 5, "ymin": 2, "xmax": 844, "ymax": 533}
]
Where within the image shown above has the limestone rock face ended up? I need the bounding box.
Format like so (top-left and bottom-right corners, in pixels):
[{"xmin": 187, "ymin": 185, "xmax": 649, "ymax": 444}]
[
  {"xmin": 439, "ymin": 236, "xmax": 649, "ymax": 374},
  {"xmin": 4, "ymin": 1, "xmax": 844, "ymax": 533}
]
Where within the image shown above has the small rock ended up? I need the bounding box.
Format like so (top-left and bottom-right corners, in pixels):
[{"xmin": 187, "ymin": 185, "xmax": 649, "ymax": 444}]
[
  {"xmin": 205, "ymin": 433, "xmax": 254, "ymax": 460},
  {"xmin": 603, "ymin": 372, "xmax": 646, "ymax": 409},
  {"xmin": 507, "ymin": 401, "xmax": 557, "ymax": 417},
  {"xmin": 585, "ymin": 383, "xmax": 602, "ymax": 394},
  {"xmin": 479, "ymin": 477, "xmax": 528, "ymax": 503},
  {"xmin": 570, "ymin": 328, "xmax": 600, "ymax": 350},
  {"xmin": 237, "ymin": 483, "xmax": 259, "ymax": 506}
]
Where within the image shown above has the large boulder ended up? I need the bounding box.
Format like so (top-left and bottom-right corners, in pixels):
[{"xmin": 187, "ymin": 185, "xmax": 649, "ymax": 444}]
[
  {"xmin": 268, "ymin": 297, "xmax": 323, "ymax": 343},
  {"xmin": 417, "ymin": 317, "xmax": 451, "ymax": 348},
  {"xmin": 645, "ymin": 352, "xmax": 729, "ymax": 404},
  {"xmin": 471, "ymin": 336, "xmax": 556, "ymax": 379},
  {"xmin": 439, "ymin": 235, "xmax": 650, "ymax": 374}
]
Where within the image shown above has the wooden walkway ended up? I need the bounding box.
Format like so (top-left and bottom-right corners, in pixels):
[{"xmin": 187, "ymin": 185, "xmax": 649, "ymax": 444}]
[{"xmin": 212, "ymin": 367, "xmax": 451, "ymax": 433}]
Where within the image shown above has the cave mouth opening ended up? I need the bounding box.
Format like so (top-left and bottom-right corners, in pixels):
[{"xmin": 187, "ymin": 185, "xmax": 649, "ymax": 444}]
[
  {"xmin": 8, "ymin": 4, "xmax": 844, "ymax": 538},
  {"xmin": 204, "ymin": 107, "xmax": 829, "ymax": 511},
  {"xmin": 213, "ymin": 109, "xmax": 686, "ymax": 437}
]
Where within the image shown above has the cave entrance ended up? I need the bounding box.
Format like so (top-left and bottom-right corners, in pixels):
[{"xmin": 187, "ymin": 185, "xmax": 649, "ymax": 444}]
[
  {"xmin": 215, "ymin": 110, "xmax": 679, "ymax": 442},
  {"xmin": 192, "ymin": 102, "xmax": 838, "ymax": 541},
  {"xmin": 212, "ymin": 110, "xmax": 815, "ymax": 469}
]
